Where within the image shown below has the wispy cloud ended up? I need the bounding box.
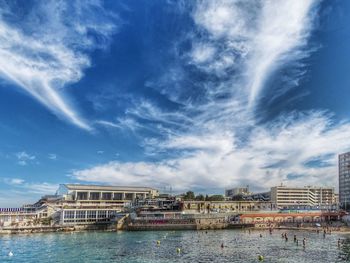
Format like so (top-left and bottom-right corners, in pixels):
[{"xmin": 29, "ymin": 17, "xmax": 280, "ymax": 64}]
[
  {"xmin": 0, "ymin": 0, "xmax": 118, "ymax": 130},
  {"xmin": 192, "ymin": 0, "xmax": 318, "ymax": 107},
  {"xmin": 73, "ymin": 111, "xmax": 350, "ymax": 192},
  {"xmin": 48, "ymin": 153, "xmax": 57, "ymax": 160},
  {"xmin": 16, "ymin": 151, "xmax": 36, "ymax": 166},
  {"xmin": 4, "ymin": 178, "xmax": 58, "ymax": 195},
  {"xmin": 80, "ymin": 1, "xmax": 350, "ymax": 193}
]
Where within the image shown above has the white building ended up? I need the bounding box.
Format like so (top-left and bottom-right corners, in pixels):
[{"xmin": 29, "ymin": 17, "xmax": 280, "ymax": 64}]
[
  {"xmin": 57, "ymin": 184, "xmax": 159, "ymax": 225},
  {"xmin": 225, "ymin": 187, "xmax": 250, "ymax": 198},
  {"xmin": 270, "ymin": 185, "xmax": 335, "ymax": 209}
]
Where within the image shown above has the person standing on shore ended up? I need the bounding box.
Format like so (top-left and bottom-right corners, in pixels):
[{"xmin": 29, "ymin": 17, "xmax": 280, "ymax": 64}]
[
  {"xmin": 294, "ymin": 235, "xmax": 297, "ymax": 242},
  {"xmin": 303, "ymin": 238, "xmax": 306, "ymax": 248}
]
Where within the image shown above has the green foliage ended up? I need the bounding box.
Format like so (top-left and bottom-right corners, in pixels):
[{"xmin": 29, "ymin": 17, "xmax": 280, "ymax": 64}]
[
  {"xmin": 206, "ymin": 195, "xmax": 225, "ymax": 201},
  {"xmin": 183, "ymin": 191, "xmax": 195, "ymax": 200},
  {"xmin": 40, "ymin": 217, "xmax": 52, "ymax": 225},
  {"xmin": 195, "ymin": 194, "xmax": 205, "ymax": 201}
]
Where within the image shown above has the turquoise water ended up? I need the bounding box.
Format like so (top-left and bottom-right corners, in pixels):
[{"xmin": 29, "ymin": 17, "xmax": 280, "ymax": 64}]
[{"xmin": 0, "ymin": 229, "xmax": 349, "ymax": 262}]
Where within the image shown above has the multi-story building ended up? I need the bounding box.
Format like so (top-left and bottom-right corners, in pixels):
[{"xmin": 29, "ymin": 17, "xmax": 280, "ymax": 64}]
[
  {"xmin": 57, "ymin": 184, "xmax": 159, "ymax": 225},
  {"xmin": 270, "ymin": 185, "xmax": 335, "ymax": 209},
  {"xmin": 0, "ymin": 184, "xmax": 159, "ymax": 228},
  {"xmin": 225, "ymin": 187, "xmax": 250, "ymax": 198},
  {"xmin": 339, "ymin": 152, "xmax": 350, "ymax": 209}
]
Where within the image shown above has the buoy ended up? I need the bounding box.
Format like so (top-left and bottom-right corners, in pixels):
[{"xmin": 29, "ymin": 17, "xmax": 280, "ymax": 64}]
[
  {"xmin": 8, "ymin": 251, "xmax": 13, "ymax": 257},
  {"xmin": 177, "ymin": 248, "xmax": 181, "ymax": 253},
  {"xmin": 157, "ymin": 240, "xmax": 161, "ymax": 245},
  {"xmin": 258, "ymin": 255, "xmax": 264, "ymax": 261}
]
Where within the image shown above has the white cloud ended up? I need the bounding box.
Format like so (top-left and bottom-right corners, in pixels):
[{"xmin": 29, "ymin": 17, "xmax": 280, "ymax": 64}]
[
  {"xmin": 190, "ymin": 43, "xmax": 216, "ymax": 64},
  {"xmin": 3, "ymin": 178, "xmax": 58, "ymax": 195},
  {"xmin": 16, "ymin": 151, "xmax": 36, "ymax": 166},
  {"xmin": 5, "ymin": 178, "xmax": 25, "ymax": 185},
  {"xmin": 0, "ymin": 0, "xmax": 118, "ymax": 130},
  {"xmin": 192, "ymin": 0, "xmax": 318, "ymax": 106},
  {"xmin": 48, "ymin": 153, "xmax": 57, "ymax": 160},
  {"xmin": 75, "ymin": 1, "xmax": 348, "ymax": 194},
  {"xmin": 72, "ymin": 111, "xmax": 350, "ymax": 192}
]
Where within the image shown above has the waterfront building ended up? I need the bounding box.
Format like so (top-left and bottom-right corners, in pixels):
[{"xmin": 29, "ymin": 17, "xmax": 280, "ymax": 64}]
[
  {"xmin": 270, "ymin": 185, "xmax": 335, "ymax": 209},
  {"xmin": 225, "ymin": 187, "xmax": 250, "ymax": 198},
  {"xmin": 57, "ymin": 184, "xmax": 159, "ymax": 225},
  {"xmin": 181, "ymin": 200, "xmax": 276, "ymax": 213},
  {"xmin": 339, "ymin": 152, "xmax": 350, "ymax": 210},
  {"xmin": 0, "ymin": 184, "xmax": 160, "ymax": 228},
  {"xmin": 0, "ymin": 208, "xmax": 41, "ymax": 228},
  {"xmin": 57, "ymin": 184, "xmax": 159, "ymax": 203},
  {"xmin": 230, "ymin": 191, "xmax": 270, "ymax": 202}
]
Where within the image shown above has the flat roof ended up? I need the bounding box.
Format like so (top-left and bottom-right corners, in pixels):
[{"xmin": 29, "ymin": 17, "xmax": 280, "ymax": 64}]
[{"xmin": 62, "ymin": 184, "xmax": 158, "ymax": 192}]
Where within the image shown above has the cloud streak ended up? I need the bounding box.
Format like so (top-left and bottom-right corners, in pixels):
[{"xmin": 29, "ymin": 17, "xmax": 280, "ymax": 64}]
[
  {"xmin": 73, "ymin": 112, "xmax": 350, "ymax": 192},
  {"xmin": 192, "ymin": 0, "xmax": 318, "ymax": 107},
  {"xmin": 0, "ymin": 0, "xmax": 117, "ymax": 130},
  {"xmin": 16, "ymin": 151, "xmax": 36, "ymax": 166},
  {"xmin": 72, "ymin": 1, "xmax": 350, "ymax": 193}
]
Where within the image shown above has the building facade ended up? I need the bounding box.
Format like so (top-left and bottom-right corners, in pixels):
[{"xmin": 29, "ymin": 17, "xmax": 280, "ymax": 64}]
[
  {"xmin": 181, "ymin": 200, "xmax": 276, "ymax": 213},
  {"xmin": 225, "ymin": 187, "xmax": 249, "ymax": 198},
  {"xmin": 339, "ymin": 152, "xmax": 350, "ymax": 209},
  {"xmin": 270, "ymin": 185, "xmax": 335, "ymax": 209},
  {"xmin": 57, "ymin": 184, "xmax": 159, "ymax": 225}
]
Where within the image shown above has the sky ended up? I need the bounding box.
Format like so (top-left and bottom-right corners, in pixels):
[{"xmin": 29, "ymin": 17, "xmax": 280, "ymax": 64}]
[{"xmin": 1, "ymin": 0, "xmax": 350, "ymax": 207}]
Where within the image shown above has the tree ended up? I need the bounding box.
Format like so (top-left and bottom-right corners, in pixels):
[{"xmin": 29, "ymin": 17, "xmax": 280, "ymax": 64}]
[
  {"xmin": 183, "ymin": 191, "xmax": 195, "ymax": 200},
  {"xmin": 195, "ymin": 194, "xmax": 205, "ymax": 201},
  {"xmin": 207, "ymin": 195, "xmax": 225, "ymax": 201}
]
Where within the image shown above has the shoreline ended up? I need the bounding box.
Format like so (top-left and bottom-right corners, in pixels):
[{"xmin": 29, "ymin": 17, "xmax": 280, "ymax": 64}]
[{"xmin": 2, "ymin": 224, "xmax": 350, "ymax": 235}]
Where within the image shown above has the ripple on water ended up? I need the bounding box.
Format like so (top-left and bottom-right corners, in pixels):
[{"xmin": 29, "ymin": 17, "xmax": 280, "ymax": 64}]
[{"xmin": 0, "ymin": 230, "xmax": 349, "ymax": 262}]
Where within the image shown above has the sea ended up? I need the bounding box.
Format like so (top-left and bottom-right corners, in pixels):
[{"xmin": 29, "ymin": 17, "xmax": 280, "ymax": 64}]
[{"xmin": 0, "ymin": 229, "xmax": 349, "ymax": 262}]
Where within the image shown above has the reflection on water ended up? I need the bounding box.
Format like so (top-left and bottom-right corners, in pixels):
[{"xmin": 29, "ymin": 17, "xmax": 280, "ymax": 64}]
[
  {"xmin": 0, "ymin": 229, "xmax": 350, "ymax": 262},
  {"xmin": 339, "ymin": 237, "xmax": 350, "ymax": 261}
]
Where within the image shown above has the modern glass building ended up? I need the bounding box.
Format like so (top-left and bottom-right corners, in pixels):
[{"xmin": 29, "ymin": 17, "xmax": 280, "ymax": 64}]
[{"xmin": 339, "ymin": 152, "xmax": 350, "ymax": 210}]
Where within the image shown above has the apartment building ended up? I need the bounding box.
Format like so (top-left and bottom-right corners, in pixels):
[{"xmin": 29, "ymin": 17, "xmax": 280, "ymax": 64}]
[
  {"xmin": 339, "ymin": 152, "xmax": 350, "ymax": 209},
  {"xmin": 270, "ymin": 185, "xmax": 335, "ymax": 208}
]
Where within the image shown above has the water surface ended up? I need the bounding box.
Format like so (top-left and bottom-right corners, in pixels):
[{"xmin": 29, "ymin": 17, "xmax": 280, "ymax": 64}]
[{"xmin": 1, "ymin": 229, "xmax": 349, "ymax": 262}]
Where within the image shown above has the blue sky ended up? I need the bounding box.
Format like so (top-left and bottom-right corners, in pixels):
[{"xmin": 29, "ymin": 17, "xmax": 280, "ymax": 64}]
[{"xmin": 1, "ymin": 0, "xmax": 350, "ymax": 207}]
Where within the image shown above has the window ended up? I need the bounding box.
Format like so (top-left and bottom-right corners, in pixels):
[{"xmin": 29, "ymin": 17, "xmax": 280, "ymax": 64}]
[
  {"xmin": 114, "ymin": 193, "xmax": 123, "ymax": 200},
  {"xmin": 77, "ymin": 192, "xmax": 88, "ymax": 200},
  {"xmin": 102, "ymin": 193, "xmax": 112, "ymax": 200},
  {"xmin": 87, "ymin": 211, "xmax": 97, "ymax": 219},
  {"xmin": 90, "ymin": 192, "xmax": 100, "ymax": 200},
  {"xmin": 98, "ymin": 211, "xmax": 107, "ymax": 218},
  {"xmin": 76, "ymin": 211, "xmax": 86, "ymax": 219},
  {"xmin": 64, "ymin": 211, "xmax": 75, "ymax": 219},
  {"xmin": 125, "ymin": 193, "xmax": 133, "ymax": 200}
]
